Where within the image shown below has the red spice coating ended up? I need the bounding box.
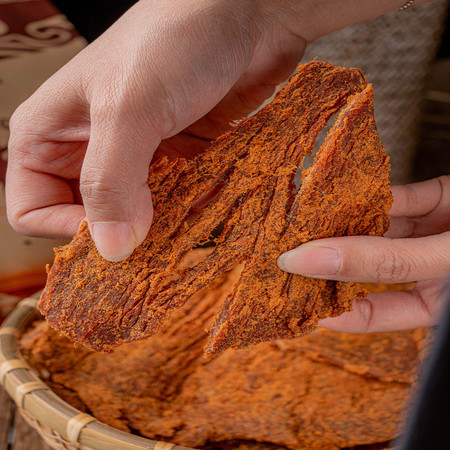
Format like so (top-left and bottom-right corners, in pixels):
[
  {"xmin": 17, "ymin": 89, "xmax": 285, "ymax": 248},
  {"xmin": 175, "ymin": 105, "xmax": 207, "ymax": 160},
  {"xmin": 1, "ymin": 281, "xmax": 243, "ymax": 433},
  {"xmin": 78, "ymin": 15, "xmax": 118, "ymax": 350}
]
[
  {"xmin": 38, "ymin": 61, "xmax": 392, "ymax": 354},
  {"xmin": 23, "ymin": 272, "xmax": 424, "ymax": 449}
]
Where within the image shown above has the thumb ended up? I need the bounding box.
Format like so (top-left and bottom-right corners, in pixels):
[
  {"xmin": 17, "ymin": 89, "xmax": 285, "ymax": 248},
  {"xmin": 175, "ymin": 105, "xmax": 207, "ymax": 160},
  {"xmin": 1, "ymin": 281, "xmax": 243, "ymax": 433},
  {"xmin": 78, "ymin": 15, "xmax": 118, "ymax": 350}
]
[
  {"xmin": 80, "ymin": 108, "xmax": 159, "ymax": 262},
  {"xmin": 277, "ymin": 233, "xmax": 450, "ymax": 283}
]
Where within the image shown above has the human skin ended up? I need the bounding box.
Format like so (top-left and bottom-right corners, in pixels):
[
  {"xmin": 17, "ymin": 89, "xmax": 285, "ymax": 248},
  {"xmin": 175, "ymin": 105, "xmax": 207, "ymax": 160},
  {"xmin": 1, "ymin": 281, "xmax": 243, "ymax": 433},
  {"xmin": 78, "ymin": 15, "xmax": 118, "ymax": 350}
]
[
  {"xmin": 278, "ymin": 176, "xmax": 450, "ymax": 332},
  {"xmin": 6, "ymin": 0, "xmax": 440, "ymax": 330},
  {"xmin": 6, "ymin": 0, "xmax": 430, "ymax": 257}
]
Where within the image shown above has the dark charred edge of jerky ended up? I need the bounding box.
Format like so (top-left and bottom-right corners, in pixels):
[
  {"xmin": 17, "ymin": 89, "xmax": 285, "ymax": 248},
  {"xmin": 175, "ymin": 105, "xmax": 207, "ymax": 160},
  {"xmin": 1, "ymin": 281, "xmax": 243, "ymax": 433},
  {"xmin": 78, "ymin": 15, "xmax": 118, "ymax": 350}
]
[
  {"xmin": 38, "ymin": 62, "xmax": 370, "ymax": 352},
  {"xmin": 205, "ymin": 85, "xmax": 392, "ymax": 356}
]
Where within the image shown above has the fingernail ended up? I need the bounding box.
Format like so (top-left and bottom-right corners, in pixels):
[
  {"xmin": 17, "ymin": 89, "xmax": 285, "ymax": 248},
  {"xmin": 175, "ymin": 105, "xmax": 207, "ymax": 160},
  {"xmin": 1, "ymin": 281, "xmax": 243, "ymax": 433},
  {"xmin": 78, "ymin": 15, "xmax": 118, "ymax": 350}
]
[
  {"xmin": 277, "ymin": 246, "xmax": 341, "ymax": 276},
  {"xmin": 91, "ymin": 222, "xmax": 136, "ymax": 262}
]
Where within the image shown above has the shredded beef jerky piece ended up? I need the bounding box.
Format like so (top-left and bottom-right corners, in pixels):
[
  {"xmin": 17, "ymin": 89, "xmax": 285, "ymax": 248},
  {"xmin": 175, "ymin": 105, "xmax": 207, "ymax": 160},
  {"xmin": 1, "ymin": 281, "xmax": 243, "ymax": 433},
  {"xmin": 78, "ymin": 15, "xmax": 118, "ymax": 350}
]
[
  {"xmin": 206, "ymin": 84, "xmax": 392, "ymax": 354},
  {"xmin": 175, "ymin": 347, "xmax": 407, "ymax": 449},
  {"xmin": 277, "ymin": 328, "xmax": 423, "ymax": 384},
  {"xmin": 22, "ymin": 272, "xmax": 425, "ymax": 449},
  {"xmin": 38, "ymin": 61, "xmax": 386, "ymax": 352}
]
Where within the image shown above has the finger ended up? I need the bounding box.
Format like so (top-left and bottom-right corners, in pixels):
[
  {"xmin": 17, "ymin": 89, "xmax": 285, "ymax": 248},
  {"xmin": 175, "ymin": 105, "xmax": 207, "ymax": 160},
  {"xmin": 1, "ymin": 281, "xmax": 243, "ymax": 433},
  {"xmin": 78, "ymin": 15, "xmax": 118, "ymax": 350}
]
[
  {"xmin": 383, "ymin": 215, "xmax": 439, "ymax": 239},
  {"xmin": 387, "ymin": 176, "xmax": 450, "ymax": 240},
  {"xmin": 6, "ymin": 138, "xmax": 87, "ymax": 239},
  {"xmin": 390, "ymin": 176, "xmax": 449, "ymax": 217},
  {"xmin": 384, "ymin": 217, "xmax": 416, "ymax": 239},
  {"xmin": 6, "ymin": 166, "xmax": 86, "ymax": 238},
  {"xmin": 277, "ymin": 232, "xmax": 450, "ymax": 283},
  {"xmin": 80, "ymin": 101, "xmax": 159, "ymax": 262},
  {"xmin": 6, "ymin": 85, "xmax": 89, "ymax": 238},
  {"xmin": 383, "ymin": 216, "xmax": 446, "ymax": 239},
  {"xmin": 318, "ymin": 280, "xmax": 448, "ymax": 333}
]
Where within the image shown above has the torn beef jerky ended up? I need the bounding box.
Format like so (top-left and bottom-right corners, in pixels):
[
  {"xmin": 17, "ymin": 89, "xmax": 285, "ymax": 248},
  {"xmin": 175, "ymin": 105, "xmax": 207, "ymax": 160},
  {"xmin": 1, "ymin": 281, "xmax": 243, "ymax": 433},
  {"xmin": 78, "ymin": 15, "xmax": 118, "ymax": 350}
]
[
  {"xmin": 22, "ymin": 271, "xmax": 425, "ymax": 449},
  {"xmin": 38, "ymin": 61, "xmax": 392, "ymax": 353},
  {"xmin": 206, "ymin": 83, "xmax": 392, "ymax": 354}
]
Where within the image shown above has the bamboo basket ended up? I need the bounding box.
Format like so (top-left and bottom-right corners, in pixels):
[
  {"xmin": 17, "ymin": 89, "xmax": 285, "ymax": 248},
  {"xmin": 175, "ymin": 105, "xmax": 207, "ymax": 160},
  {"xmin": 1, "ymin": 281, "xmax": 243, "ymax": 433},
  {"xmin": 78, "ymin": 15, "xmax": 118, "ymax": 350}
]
[
  {"xmin": 0, "ymin": 296, "xmax": 400, "ymax": 450},
  {"xmin": 0, "ymin": 295, "xmax": 192, "ymax": 450}
]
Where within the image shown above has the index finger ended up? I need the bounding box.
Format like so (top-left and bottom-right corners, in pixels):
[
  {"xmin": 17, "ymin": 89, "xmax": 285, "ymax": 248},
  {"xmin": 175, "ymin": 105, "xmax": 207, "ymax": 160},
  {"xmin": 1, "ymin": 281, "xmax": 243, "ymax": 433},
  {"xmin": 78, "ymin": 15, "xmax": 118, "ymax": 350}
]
[
  {"xmin": 318, "ymin": 280, "xmax": 447, "ymax": 333},
  {"xmin": 390, "ymin": 176, "xmax": 449, "ymax": 217}
]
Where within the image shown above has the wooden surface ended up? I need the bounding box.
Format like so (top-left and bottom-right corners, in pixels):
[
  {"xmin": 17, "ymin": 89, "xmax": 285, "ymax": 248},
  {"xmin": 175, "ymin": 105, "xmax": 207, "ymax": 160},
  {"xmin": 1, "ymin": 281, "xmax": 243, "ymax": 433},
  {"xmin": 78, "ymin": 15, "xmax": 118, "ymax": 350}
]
[{"xmin": 0, "ymin": 387, "xmax": 52, "ymax": 450}]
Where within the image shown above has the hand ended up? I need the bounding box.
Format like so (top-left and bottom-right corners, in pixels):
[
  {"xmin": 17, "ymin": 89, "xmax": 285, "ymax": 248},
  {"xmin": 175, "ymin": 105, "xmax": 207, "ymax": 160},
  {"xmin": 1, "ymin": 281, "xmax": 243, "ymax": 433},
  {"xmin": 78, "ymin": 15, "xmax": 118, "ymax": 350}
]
[
  {"xmin": 6, "ymin": 0, "xmax": 429, "ymax": 262},
  {"xmin": 277, "ymin": 176, "xmax": 450, "ymax": 332},
  {"xmin": 6, "ymin": 0, "xmax": 309, "ymax": 261}
]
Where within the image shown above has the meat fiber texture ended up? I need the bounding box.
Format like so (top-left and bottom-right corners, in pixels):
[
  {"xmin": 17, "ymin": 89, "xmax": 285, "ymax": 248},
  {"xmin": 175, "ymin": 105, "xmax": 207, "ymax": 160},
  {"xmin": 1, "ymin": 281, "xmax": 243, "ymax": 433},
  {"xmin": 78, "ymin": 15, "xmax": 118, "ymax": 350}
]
[
  {"xmin": 38, "ymin": 61, "xmax": 392, "ymax": 354},
  {"xmin": 22, "ymin": 265, "xmax": 425, "ymax": 450}
]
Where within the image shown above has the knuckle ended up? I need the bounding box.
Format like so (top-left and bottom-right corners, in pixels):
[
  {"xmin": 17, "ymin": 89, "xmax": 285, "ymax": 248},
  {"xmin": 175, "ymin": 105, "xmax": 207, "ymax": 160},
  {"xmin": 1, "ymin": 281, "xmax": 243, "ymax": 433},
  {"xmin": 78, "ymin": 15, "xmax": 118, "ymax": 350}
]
[
  {"xmin": 6, "ymin": 206, "xmax": 32, "ymax": 236},
  {"xmin": 6, "ymin": 208, "xmax": 22, "ymax": 232},
  {"xmin": 368, "ymin": 247, "xmax": 413, "ymax": 283},
  {"xmin": 9, "ymin": 103, "xmax": 28, "ymax": 131},
  {"xmin": 91, "ymin": 75, "xmax": 140, "ymax": 119},
  {"xmin": 90, "ymin": 69, "xmax": 176, "ymax": 137},
  {"xmin": 8, "ymin": 111, "xmax": 20, "ymax": 136},
  {"xmin": 90, "ymin": 91, "xmax": 148, "ymax": 140},
  {"xmin": 438, "ymin": 174, "xmax": 450, "ymax": 186},
  {"xmin": 7, "ymin": 135, "xmax": 32, "ymax": 160},
  {"xmin": 79, "ymin": 175, "xmax": 127, "ymax": 205},
  {"xmin": 402, "ymin": 184, "xmax": 420, "ymax": 214},
  {"xmin": 437, "ymin": 175, "xmax": 450, "ymax": 204},
  {"xmin": 8, "ymin": 122, "xmax": 28, "ymax": 154},
  {"xmin": 8, "ymin": 109, "xmax": 42, "ymax": 162},
  {"xmin": 90, "ymin": 94, "xmax": 120, "ymax": 124},
  {"xmin": 356, "ymin": 299, "xmax": 374, "ymax": 333},
  {"xmin": 9, "ymin": 99, "xmax": 35, "ymax": 138}
]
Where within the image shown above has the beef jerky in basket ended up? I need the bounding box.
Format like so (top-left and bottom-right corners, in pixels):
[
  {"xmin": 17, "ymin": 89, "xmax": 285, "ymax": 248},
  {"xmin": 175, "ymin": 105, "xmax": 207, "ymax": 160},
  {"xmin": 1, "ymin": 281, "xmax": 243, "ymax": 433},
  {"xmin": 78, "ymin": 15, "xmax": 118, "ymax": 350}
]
[{"xmin": 38, "ymin": 61, "xmax": 392, "ymax": 354}]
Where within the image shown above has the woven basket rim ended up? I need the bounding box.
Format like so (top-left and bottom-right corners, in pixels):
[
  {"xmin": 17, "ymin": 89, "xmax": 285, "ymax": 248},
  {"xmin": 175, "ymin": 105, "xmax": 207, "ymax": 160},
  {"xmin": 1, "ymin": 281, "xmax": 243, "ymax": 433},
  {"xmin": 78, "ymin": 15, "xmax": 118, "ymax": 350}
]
[{"xmin": 0, "ymin": 294, "xmax": 193, "ymax": 450}]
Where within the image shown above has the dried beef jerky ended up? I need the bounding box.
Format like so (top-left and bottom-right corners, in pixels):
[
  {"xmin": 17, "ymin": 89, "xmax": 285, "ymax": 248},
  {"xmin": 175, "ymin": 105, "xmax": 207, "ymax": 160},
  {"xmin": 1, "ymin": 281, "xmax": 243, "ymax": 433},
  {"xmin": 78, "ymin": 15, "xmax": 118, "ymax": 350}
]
[
  {"xmin": 22, "ymin": 269, "xmax": 424, "ymax": 449},
  {"xmin": 207, "ymin": 84, "xmax": 392, "ymax": 354},
  {"xmin": 38, "ymin": 61, "xmax": 391, "ymax": 353}
]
